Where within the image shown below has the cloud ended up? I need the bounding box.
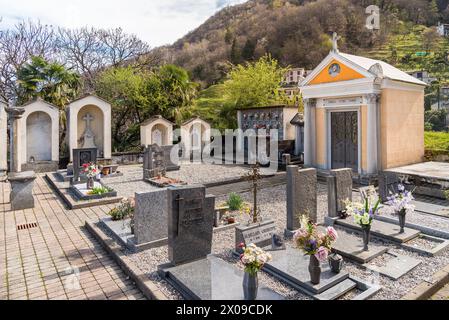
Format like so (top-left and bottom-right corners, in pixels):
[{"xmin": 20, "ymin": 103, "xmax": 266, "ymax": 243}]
[{"xmin": 0, "ymin": 0, "xmax": 246, "ymax": 47}]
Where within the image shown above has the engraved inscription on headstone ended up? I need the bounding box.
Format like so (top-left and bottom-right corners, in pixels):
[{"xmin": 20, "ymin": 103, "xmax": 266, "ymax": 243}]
[{"xmin": 167, "ymin": 185, "xmax": 215, "ymax": 266}]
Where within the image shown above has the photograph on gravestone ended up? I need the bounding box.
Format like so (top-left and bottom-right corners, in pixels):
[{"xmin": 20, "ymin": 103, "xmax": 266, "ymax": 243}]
[{"xmin": 167, "ymin": 185, "xmax": 215, "ymax": 266}]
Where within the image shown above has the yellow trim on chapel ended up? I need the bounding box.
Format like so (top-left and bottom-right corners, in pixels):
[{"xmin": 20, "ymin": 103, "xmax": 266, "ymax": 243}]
[{"xmin": 309, "ymin": 59, "xmax": 365, "ymax": 85}]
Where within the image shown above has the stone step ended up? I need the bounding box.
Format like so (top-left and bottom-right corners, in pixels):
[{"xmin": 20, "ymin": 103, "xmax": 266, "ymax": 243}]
[
  {"xmin": 335, "ymin": 218, "xmax": 421, "ymax": 243},
  {"xmin": 315, "ymin": 278, "xmax": 357, "ymax": 300}
]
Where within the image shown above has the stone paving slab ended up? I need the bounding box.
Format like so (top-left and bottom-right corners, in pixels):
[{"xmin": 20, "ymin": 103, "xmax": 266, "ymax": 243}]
[
  {"xmin": 0, "ymin": 175, "xmax": 144, "ymax": 300},
  {"xmin": 335, "ymin": 218, "xmax": 421, "ymax": 243},
  {"xmin": 159, "ymin": 255, "xmax": 284, "ymax": 300},
  {"xmin": 363, "ymin": 251, "xmax": 422, "ymax": 280}
]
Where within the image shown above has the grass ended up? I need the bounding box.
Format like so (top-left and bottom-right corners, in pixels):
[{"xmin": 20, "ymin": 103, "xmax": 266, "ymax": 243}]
[{"xmin": 424, "ymin": 131, "xmax": 449, "ymax": 151}]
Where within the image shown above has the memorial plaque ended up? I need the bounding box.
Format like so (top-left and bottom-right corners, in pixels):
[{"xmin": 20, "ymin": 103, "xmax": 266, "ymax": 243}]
[
  {"xmin": 167, "ymin": 185, "xmax": 215, "ymax": 265},
  {"xmin": 235, "ymin": 220, "xmax": 276, "ymax": 252},
  {"xmin": 359, "ymin": 186, "xmax": 379, "ymax": 202}
]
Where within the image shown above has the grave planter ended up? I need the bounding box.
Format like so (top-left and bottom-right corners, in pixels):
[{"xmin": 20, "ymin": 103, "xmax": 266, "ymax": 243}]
[
  {"xmin": 328, "ymin": 253, "xmax": 344, "ymax": 273},
  {"xmin": 308, "ymin": 255, "xmax": 321, "ymax": 284},
  {"xmin": 398, "ymin": 209, "xmax": 406, "ymax": 234},
  {"xmin": 243, "ymin": 272, "xmax": 258, "ymax": 300},
  {"xmin": 362, "ymin": 224, "xmax": 371, "ymax": 251}
]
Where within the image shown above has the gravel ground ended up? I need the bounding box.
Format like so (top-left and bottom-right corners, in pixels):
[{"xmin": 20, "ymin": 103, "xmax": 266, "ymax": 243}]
[
  {"xmin": 104, "ymin": 163, "xmax": 249, "ymax": 198},
  {"xmin": 103, "ymin": 168, "xmax": 449, "ymax": 300}
]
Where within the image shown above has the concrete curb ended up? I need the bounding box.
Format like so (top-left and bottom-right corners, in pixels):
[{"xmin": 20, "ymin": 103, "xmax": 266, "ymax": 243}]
[
  {"xmin": 85, "ymin": 221, "xmax": 169, "ymax": 300},
  {"xmin": 401, "ymin": 263, "xmax": 449, "ymax": 300}
]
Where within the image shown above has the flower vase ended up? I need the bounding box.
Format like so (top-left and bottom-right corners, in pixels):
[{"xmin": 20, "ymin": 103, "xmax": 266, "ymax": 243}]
[
  {"xmin": 398, "ymin": 209, "xmax": 406, "ymax": 234},
  {"xmin": 308, "ymin": 255, "xmax": 321, "ymax": 285},
  {"xmin": 87, "ymin": 177, "xmax": 94, "ymax": 189},
  {"xmin": 328, "ymin": 253, "xmax": 344, "ymax": 273},
  {"xmin": 362, "ymin": 225, "xmax": 371, "ymax": 251},
  {"xmin": 243, "ymin": 272, "xmax": 258, "ymax": 300}
]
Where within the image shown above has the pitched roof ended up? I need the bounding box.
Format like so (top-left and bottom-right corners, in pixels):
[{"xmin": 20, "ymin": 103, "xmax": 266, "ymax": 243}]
[
  {"xmin": 338, "ymin": 52, "xmax": 426, "ymax": 86},
  {"xmin": 290, "ymin": 113, "xmax": 304, "ymax": 126},
  {"xmin": 301, "ymin": 51, "xmax": 427, "ymax": 87},
  {"xmin": 141, "ymin": 115, "xmax": 174, "ymax": 127}
]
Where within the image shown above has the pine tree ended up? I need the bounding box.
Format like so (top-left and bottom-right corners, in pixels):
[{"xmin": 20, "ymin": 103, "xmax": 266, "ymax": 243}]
[
  {"xmin": 230, "ymin": 38, "xmax": 240, "ymax": 64},
  {"xmin": 241, "ymin": 39, "xmax": 256, "ymax": 61}
]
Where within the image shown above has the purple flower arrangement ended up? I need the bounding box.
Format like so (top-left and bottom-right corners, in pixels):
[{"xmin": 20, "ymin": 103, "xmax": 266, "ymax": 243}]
[{"xmin": 293, "ymin": 215, "xmax": 338, "ymax": 262}]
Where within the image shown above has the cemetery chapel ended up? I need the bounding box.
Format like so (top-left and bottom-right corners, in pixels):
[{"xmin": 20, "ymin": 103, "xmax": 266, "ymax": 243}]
[{"xmin": 300, "ymin": 37, "xmax": 426, "ymax": 176}]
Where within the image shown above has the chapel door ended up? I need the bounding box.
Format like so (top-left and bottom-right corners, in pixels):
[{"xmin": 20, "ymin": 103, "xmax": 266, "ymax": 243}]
[{"xmin": 331, "ymin": 111, "xmax": 358, "ymax": 171}]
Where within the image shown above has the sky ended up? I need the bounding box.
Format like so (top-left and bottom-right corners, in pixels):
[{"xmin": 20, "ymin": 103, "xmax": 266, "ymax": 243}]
[{"xmin": 0, "ymin": 0, "xmax": 246, "ymax": 47}]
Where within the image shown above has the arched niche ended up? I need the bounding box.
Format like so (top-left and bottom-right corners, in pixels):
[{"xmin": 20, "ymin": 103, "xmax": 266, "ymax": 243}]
[
  {"xmin": 140, "ymin": 115, "xmax": 174, "ymax": 146},
  {"xmin": 67, "ymin": 95, "xmax": 112, "ymax": 161},
  {"xmin": 18, "ymin": 99, "xmax": 60, "ymax": 171}
]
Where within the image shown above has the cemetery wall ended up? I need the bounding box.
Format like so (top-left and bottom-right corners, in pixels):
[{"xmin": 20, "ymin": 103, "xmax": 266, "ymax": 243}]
[{"xmin": 380, "ymin": 88, "xmax": 425, "ymax": 169}]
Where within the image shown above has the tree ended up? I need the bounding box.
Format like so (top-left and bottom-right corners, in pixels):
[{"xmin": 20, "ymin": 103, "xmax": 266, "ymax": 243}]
[
  {"xmin": 157, "ymin": 64, "xmax": 199, "ymax": 124},
  {"xmin": 422, "ymin": 27, "xmax": 440, "ymax": 53},
  {"xmin": 17, "ymin": 56, "xmax": 80, "ymax": 107},
  {"xmin": 16, "ymin": 56, "xmax": 81, "ymax": 152},
  {"xmin": 223, "ymin": 55, "xmax": 288, "ymax": 108},
  {"xmin": 241, "ymin": 39, "xmax": 256, "ymax": 61},
  {"xmin": 94, "ymin": 66, "xmax": 152, "ymax": 150},
  {"xmin": 0, "ymin": 20, "xmax": 56, "ymax": 102},
  {"xmin": 94, "ymin": 64, "xmax": 198, "ymax": 150},
  {"xmin": 230, "ymin": 38, "xmax": 240, "ymax": 64}
]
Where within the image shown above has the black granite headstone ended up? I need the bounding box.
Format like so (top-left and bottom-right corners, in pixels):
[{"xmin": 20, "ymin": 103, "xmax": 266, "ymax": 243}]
[
  {"xmin": 72, "ymin": 148, "xmax": 97, "ymax": 183},
  {"xmin": 167, "ymin": 185, "xmax": 215, "ymax": 265}
]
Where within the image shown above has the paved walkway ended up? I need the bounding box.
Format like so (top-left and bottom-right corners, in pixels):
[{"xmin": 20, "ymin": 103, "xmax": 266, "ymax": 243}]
[{"xmin": 0, "ymin": 175, "xmax": 145, "ymax": 300}]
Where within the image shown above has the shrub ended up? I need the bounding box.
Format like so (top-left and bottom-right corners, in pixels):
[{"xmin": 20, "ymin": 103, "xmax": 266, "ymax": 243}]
[
  {"xmin": 109, "ymin": 198, "xmax": 135, "ymax": 221},
  {"xmin": 227, "ymin": 192, "xmax": 243, "ymax": 211}
]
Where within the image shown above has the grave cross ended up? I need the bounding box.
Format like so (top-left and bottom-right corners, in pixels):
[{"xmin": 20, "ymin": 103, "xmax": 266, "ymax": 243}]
[
  {"xmin": 83, "ymin": 113, "xmax": 94, "ymax": 130},
  {"xmin": 332, "ymin": 32, "xmax": 341, "ymax": 53}
]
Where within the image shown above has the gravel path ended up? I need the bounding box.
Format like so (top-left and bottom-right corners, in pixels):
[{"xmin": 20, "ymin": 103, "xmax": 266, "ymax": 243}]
[
  {"xmin": 105, "ymin": 163, "xmax": 249, "ymax": 198},
  {"xmin": 103, "ymin": 168, "xmax": 449, "ymax": 300}
]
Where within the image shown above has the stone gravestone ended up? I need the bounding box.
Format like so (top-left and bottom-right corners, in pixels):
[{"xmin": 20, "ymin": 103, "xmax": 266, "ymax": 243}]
[
  {"xmin": 143, "ymin": 144, "xmax": 165, "ymax": 180},
  {"xmin": 161, "ymin": 145, "xmax": 180, "ymax": 171},
  {"xmin": 378, "ymin": 171, "xmax": 400, "ymax": 202},
  {"xmin": 167, "ymin": 185, "xmax": 215, "ymax": 266},
  {"xmin": 134, "ymin": 189, "xmax": 168, "ymax": 248},
  {"xmin": 328, "ymin": 168, "xmax": 353, "ymax": 218},
  {"xmin": 286, "ymin": 166, "xmax": 317, "ymax": 236},
  {"xmin": 72, "ymin": 148, "xmax": 97, "ymax": 183},
  {"xmin": 235, "ymin": 220, "xmax": 277, "ymax": 254},
  {"xmin": 359, "ymin": 185, "xmax": 379, "ymax": 203}
]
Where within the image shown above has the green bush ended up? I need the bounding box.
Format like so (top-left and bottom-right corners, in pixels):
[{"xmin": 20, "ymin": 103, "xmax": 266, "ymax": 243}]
[
  {"xmin": 109, "ymin": 198, "xmax": 134, "ymax": 221},
  {"xmin": 227, "ymin": 192, "xmax": 243, "ymax": 211}
]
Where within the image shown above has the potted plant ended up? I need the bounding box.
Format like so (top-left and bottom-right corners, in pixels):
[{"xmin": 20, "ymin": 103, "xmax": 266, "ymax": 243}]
[
  {"xmin": 293, "ymin": 215, "xmax": 338, "ymax": 284},
  {"xmin": 238, "ymin": 243, "xmax": 272, "ymax": 300},
  {"xmin": 385, "ymin": 184, "xmax": 415, "ymax": 233},
  {"xmin": 344, "ymin": 196, "xmax": 380, "ymax": 251},
  {"xmin": 82, "ymin": 162, "xmax": 98, "ymax": 189}
]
